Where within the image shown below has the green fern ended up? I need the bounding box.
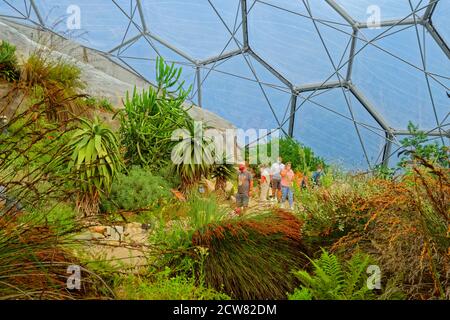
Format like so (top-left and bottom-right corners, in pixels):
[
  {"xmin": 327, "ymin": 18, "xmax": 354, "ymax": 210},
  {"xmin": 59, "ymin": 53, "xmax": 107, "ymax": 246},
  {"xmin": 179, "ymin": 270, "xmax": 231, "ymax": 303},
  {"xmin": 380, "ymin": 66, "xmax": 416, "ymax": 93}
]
[
  {"xmin": 288, "ymin": 287, "xmax": 313, "ymax": 300},
  {"xmin": 289, "ymin": 249, "xmax": 382, "ymax": 300}
]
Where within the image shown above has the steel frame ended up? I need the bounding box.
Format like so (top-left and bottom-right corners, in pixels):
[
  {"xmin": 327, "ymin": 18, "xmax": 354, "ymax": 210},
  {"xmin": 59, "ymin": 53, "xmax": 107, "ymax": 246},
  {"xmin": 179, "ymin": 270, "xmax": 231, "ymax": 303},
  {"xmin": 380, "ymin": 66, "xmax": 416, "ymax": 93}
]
[{"xmin": 2, "ymin": 0, "xmax": 448, "ymax": 169}]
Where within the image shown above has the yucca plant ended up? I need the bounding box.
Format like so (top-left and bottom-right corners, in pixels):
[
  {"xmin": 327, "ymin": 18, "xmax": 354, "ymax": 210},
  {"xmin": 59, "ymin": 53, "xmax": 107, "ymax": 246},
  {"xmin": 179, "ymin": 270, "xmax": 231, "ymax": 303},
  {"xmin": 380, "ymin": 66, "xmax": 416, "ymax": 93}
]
[
  {"xmin": 67, "ymin": 117, "xmax": 123, "ymax": 216},
  {"xmin": 172, "ymin": 120, "xmax": 214, "ymax": 191},
  {"xmin": 211, "ymin": 161, "xmax": 235, "ymax": 191},
  {"xmin": 0, "ymin": 40, "xmax": 20, "ymax": 82}
]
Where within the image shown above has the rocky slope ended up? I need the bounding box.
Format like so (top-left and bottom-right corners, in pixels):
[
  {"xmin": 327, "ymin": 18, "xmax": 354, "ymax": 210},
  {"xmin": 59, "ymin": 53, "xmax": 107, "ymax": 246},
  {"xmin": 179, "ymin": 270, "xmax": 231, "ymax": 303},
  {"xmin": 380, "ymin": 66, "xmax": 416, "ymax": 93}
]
[{"xmin": 0, "ymin": 19, "xmax": 236, "ymax": 132}]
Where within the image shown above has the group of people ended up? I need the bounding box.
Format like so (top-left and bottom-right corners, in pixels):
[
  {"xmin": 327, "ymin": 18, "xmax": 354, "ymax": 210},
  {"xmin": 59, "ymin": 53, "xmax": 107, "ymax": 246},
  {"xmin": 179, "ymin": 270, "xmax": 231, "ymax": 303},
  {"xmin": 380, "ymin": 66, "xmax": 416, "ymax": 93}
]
[{"xmin": 235, "ymin": 157, "xmax": 324, "ymax": 214}]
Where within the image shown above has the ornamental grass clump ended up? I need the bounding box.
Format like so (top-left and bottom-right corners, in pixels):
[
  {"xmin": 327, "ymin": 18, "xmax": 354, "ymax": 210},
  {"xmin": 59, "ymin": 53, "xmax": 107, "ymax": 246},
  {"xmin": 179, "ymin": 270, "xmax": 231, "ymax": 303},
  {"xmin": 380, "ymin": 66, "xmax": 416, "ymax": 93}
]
[
  {"xmin": 191, "ymin": 209, "xmax": 308, "ymax": 299},
  {"xmin": 0, "ymin": 222, "xmax": 114, "ymax": 299},
  {"xmin": 331, "ymin": 158, "xmax": 449, "ymax": 299}
]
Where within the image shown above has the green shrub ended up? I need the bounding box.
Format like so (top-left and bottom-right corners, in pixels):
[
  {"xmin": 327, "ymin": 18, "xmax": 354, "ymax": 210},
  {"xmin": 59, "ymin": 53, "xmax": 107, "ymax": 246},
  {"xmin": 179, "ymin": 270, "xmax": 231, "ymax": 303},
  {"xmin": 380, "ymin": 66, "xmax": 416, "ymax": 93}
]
[
  {"xmin": 152, "ymin": 195, "xmax": 227, "ymax": 251},
  {"xmin": 19, "ymin": 202, "xmax": 77, "ymax": 235},
  {"xmin": 49, "ymin": 59, "xmax": 85, "ymax": 92},
  {"xmin": 114, "ymin": 267, "xmax": 230, "ymax": 300},
  {"xmin": 288, "ymin": 249, "xmax": 404, "ymax": 300},
  {"xmin": 101, "ymin": 166, "xmax": 172, "ymax": 213},
  {"xmin": 372, "ymin": 164, "xmax": 396, "ymax": 180},
  {"xmin": 23, "ymin": 53, "xmax": 85, "ymax": 92},
  {"xmin": 295, "ymin": 174, "xmax": 373, "ymax": 248},
  {"xmin": 0, "ymin": 40, "xmax": 19, "ymax": 82},
  {"xmin": 246, "ymin": 137, "xmax": 326, "ymax": 173},
  {"xmin": 159, "ymin": 164, "xmax": 181, "ymax": 188},
  {"xmin": 84, "ymin": 97, "xmax": 114, "ymax": 112},
  {"xmin": 187, "ymin": 194, "xmax": 227, "ymax": 232},
  {"xmin": 397, "ymin": 122, "xmax": 449, "ymax": 168},
  {"xmin": 117, "ymin": 57, "xmax": 192, "ymax": 170},
  {"xmin": 99, "ymin": 98, "xmax": 114, "ymax": 112}
]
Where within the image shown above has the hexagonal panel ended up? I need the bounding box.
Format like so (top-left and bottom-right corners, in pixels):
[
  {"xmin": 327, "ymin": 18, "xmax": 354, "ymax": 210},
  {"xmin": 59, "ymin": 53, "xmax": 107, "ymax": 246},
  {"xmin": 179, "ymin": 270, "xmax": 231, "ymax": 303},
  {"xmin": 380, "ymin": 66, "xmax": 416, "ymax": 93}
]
[
  {"xmin": 388, "ymin": 135, "xmax": 450, "ymax": 166},
  {"xmin": 432, "ymin": 0, "xmax": 450, "ymax": 45},
  {"xmin": 352, "ymin": 24, "xmax": 450, "ymax": 131},
  {"xmin": 247, "ymin": 0, "xmax": 353, "ymax": 86},
  {"xmin": 0, "ymin": 0, "xmax": 40, "ymax": 24},
  {"xmin": 293, "ymin": 88, "xmax": 387, "ymax": 170},
  {"xmin": 114, "ymin": 34, "xmax": 198, "ymax": 103},
  {"xmin": 1, "ymin": 0, "xmax": 447, "ymax": 171},
  {"xmin": 201, "ymin": 52, "xmax": 292, "ymax": 145},
  {"xmin": 334, "ymin": 0, "xmax": 427, "ymax": 22},
  {"xmin": 32, "ymin": 0, "xmax": 142, "ymax": 52},
  {"xmin": 140, "ymin": 0, "xmax": 243, "ymax": 60}
]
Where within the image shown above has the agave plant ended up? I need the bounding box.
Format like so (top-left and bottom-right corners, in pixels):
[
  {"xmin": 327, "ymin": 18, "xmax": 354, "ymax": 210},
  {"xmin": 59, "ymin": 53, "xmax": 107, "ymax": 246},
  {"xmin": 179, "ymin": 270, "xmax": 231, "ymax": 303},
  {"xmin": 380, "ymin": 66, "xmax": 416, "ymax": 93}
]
[{"xmin": 67, "ymin": 117, "xmax": 123, "ymax": 216}]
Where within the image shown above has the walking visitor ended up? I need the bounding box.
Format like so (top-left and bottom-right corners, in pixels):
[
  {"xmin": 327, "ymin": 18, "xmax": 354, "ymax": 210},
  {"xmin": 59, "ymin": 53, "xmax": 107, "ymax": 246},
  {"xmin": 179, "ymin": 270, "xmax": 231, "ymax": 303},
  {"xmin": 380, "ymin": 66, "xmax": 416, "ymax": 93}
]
[
  {"xmin": 270, "ymin": 157, "xmax": 284, "ymax": 203},
  {"xmin": 312, "ymin": 164, "xmax": 324, "ymax": 187},
  {"xmin": 235, "ymin": 163, "xmax": 253, "ymax": 215},
  {"xmin": 280, "ymin": 162, "xmax": 295, "ymax": 210}
]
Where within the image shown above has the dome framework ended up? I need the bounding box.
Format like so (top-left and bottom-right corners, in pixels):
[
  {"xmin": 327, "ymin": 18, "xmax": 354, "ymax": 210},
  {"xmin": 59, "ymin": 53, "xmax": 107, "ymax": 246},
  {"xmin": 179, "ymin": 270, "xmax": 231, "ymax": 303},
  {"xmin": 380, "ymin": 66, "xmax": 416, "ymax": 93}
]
[{"xmin": 1, "ymin": 0, "xmax": 448, "ymax": 169}]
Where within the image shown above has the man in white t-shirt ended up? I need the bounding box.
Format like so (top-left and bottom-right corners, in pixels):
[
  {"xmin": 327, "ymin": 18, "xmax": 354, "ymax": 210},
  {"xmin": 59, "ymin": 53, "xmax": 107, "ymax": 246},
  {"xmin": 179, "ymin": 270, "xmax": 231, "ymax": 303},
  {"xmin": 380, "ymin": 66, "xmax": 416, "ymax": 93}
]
[{"xmin": 270, "ymin": 157, "xmax": 284, "ymax": 202}]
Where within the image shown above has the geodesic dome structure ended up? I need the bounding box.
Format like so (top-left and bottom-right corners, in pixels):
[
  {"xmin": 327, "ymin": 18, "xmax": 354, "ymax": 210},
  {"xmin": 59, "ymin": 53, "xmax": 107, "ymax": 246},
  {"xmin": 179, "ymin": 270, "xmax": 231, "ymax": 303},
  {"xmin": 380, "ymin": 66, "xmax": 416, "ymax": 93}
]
[{"xmin": 1, "ymin": 0, "xmax": 449, "ymax": 170}]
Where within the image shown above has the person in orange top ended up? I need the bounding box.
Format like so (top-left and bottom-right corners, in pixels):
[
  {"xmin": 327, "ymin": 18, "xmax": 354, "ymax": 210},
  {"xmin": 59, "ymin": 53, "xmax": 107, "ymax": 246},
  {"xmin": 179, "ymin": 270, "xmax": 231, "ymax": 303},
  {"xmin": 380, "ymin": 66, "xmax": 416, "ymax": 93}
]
[{"xmin": 280, "ymin": 162, "xmax": 295, "ymax": 210}]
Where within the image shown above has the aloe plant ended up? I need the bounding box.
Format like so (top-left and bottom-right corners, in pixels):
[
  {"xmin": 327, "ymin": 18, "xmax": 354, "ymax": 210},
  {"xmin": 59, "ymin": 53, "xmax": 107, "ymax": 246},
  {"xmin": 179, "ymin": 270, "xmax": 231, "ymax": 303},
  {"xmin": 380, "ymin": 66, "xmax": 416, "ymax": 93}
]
[{"xmin": 67, "ymin": 117, "xmax": 123, "ymax": 216}]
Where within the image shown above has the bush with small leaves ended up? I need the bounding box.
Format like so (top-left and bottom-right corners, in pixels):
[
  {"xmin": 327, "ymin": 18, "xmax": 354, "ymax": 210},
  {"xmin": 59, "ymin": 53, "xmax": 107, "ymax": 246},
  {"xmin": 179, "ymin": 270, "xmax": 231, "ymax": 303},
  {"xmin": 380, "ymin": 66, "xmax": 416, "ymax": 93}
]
[{"xmin": 101, "ymin": 166, "xmax": 172, "ymax": 213}]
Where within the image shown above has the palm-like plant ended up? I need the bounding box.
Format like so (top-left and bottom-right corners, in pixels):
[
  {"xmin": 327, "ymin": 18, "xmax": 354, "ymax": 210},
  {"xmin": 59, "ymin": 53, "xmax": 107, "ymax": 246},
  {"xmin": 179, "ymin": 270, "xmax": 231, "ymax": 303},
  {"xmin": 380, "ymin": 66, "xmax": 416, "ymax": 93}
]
[
  {"xmin": 67, "ymin": 117, "xmax": 123, "ymax": 216},
  {"xmin": 211, "ymin": 161, "xmax": 235, "ymax": 191},
  {"xmin": 171, "ymin": 120, "xmax": 214, "ymax": 191}
]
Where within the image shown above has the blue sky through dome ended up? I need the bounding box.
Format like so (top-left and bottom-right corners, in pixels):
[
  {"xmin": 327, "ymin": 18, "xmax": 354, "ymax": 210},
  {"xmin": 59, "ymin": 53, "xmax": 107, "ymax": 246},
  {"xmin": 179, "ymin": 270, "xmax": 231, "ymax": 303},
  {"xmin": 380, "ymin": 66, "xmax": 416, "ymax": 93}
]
[{"xmin": 0, "ymin": 0, "xmax": 448, "ymax": 170}]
